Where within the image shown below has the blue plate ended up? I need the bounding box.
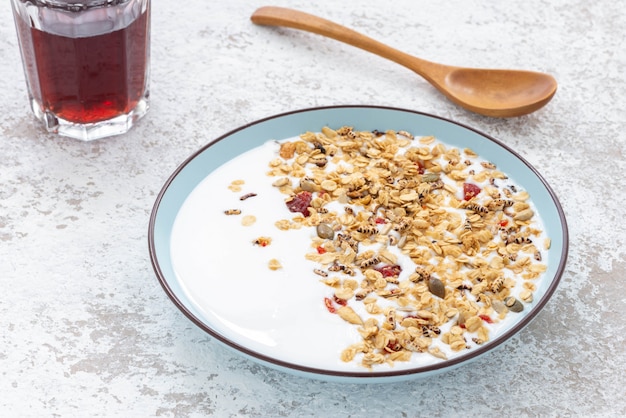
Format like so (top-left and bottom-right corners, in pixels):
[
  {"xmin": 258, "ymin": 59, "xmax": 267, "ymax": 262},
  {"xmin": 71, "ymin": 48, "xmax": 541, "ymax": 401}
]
[{"xmin": 148, "ymin": 105, "xmax": 568, "ymax": 383}]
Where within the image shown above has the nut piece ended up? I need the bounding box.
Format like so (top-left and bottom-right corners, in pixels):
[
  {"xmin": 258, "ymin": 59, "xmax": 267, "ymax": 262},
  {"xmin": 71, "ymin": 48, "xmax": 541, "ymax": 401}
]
[
  {"xmin": 514, "ymin": 209, "xmax": 535, "ymax": 221},
  {"xmin": 300, "ymin": 177, "xmax": 319, "ymax": 192}
]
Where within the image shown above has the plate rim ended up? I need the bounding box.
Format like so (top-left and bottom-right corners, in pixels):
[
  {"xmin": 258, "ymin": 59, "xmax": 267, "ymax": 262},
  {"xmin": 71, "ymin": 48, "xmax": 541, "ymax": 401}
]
[{"xmin": 148, "ymin": 105, "xmax": 569, "ymax": 380}]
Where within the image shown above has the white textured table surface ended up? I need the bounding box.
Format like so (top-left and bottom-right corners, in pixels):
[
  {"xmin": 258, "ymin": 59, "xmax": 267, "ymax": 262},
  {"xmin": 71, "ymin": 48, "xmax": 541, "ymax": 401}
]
[{"xmin": 1, "ymin": 0, "xmax": 625, "ymax": 416}]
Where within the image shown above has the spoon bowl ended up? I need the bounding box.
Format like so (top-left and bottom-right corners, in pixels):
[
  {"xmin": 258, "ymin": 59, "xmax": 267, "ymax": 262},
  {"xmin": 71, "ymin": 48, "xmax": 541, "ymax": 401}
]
[
  {"xmin": 443, "ymin": 68, "xmax": 558, "ymax": 117},
  {"xmin": 251, "ymin": 6, "xmax": 557, "ymax": 118}
]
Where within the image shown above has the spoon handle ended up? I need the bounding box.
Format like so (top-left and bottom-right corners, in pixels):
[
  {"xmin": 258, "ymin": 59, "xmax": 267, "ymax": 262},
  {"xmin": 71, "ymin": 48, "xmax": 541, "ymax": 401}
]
[{"xmin": 251, "ymin": 6, "xmax": 443, "ymax": 83}]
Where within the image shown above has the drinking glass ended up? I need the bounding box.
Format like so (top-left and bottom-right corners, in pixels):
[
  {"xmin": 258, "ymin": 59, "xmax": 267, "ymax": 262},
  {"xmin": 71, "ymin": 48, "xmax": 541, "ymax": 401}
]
[{"xmin": 11, "ymin": 0, "xmax": 151, "ymax": 141}]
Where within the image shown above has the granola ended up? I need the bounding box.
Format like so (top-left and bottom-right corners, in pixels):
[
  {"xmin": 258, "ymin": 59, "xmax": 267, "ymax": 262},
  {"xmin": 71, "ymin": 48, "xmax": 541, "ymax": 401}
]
[
  {"xmin": 263, "ymin": 126, "xmax": 549, "ymax": 368},
  {"xmin": 219, "ymin": 126, "xmax": 549, "ymax": 368}
]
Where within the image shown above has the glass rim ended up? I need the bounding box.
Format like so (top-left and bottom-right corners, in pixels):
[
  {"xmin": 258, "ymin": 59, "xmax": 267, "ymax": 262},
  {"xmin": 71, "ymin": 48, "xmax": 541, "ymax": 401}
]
[{"xmin": 15, "ymin": 0, "xmax": 135, "ymax": 10}]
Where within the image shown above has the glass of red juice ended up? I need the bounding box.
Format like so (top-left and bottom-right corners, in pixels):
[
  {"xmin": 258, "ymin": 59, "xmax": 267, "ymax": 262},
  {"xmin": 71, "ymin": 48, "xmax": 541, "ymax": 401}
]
[{"xmin": 11, "ymin": 0, "xmax": 151, "ymax": 141}]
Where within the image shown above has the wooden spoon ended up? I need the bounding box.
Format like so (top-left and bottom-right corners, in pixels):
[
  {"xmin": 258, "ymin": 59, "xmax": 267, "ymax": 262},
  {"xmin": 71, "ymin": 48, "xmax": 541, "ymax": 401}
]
[{"xmin": 251, "ymin": 6, "xmax": 557, "ymax": 118}]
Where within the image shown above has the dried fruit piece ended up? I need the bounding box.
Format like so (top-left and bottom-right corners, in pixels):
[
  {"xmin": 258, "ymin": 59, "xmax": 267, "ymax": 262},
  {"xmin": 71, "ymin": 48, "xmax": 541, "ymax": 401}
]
[
  {"xmin": 252, "ymin": 236, "xmax": 272, "ymax": 247},
  {"xmin": 463, "ymin": 182, "xmax": 482, "ymax": 201},
  {"xmin": 286, "ymin": 191, "xmax": 313, "ymax": 216},
  {"xmin": 333, "ymin": 294, "xmax": 349, "ymax": 306},
  {"xmin": 374, "ymin": 264, "xmax": 402, "ymax": 278},
  {"xmin": 324, "ymin": 297, "xmax": 336, "ymax": 313},
  {"xmin": 478, "ymin": 314, "xmax": 494, "ymax": 324}
]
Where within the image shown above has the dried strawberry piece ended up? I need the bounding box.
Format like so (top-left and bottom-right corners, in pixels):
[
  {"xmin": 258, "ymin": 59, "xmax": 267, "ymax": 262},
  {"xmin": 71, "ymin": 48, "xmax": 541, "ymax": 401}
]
[
  {"xmin": 286, "ymin": 191, "xmax": 313, "ymax": 216},
  {"xmin": 374, "ymin": 264, "xmax": 402, "ymax": 278},
  {"xmin": 479, "ymin": 314, "xmax": 494, "ymax": 323},
  {"xmin": 324, "ymin": 297, "xmax": 336, "ymax": 313},
  {"xmin": 416, "ymin": 160, "xmax": 425, "ymax": 174},
  {"xmin": 333, "ymin": 295, "xmax": 348, "ymax": 306},
  {"xmin": 463, "ymin": 182, "xmax": 481, "ymax": 201}
]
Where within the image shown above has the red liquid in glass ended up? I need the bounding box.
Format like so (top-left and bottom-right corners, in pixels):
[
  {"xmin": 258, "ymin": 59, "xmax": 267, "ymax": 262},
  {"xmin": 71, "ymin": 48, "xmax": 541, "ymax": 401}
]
[{"xmin": 15, "ymin": 6, "xmax": 149, "ymax": 124}]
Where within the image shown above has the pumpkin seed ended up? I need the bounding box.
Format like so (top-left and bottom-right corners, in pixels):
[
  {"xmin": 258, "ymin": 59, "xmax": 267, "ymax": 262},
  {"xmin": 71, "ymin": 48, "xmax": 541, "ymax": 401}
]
[
  {"xmin": 491, "ymin": 299, "xmax": 507, "ymax": 314},
  {"xmin": 316, "ymin": 223, "xmax": 335, "ymax": 240},
  {"xmin": 422, "ymin": 172, "xmax": 440, "ymax": 183}
]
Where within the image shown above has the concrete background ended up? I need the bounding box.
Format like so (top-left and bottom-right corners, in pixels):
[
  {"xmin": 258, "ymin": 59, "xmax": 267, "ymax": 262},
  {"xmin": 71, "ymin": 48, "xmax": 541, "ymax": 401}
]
[{"xmin": 1, "ymin": 0, "xmax": 624, "ymax": 416}]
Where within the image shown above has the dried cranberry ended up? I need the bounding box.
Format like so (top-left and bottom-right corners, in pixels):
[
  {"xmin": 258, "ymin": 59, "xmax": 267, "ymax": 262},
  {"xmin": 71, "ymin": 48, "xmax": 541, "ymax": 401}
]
[
  {"xmin": 286, "ymin": 191, "xmax": 313, "ymax": 216},
  {"xmin": 374, "ymin": 264, "xmax": 402, "ymax": 278},
  {"xmin": 463, "ymin": 183, "xmax": 481, "ymax": 201}
]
